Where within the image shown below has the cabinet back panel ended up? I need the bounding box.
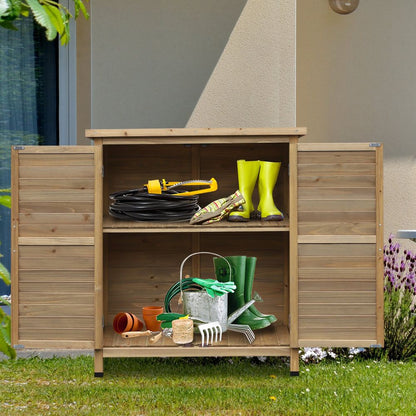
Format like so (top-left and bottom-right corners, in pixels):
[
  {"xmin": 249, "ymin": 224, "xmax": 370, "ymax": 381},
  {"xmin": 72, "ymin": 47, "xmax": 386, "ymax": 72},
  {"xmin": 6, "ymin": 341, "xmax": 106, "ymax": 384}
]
[
  {"xmin": 103, "ymin": 144, "xmax": 289, "ymax": 217},
  {"xmin": 105, "ymin": 233, "xmax": 287, "ymax": 325}
]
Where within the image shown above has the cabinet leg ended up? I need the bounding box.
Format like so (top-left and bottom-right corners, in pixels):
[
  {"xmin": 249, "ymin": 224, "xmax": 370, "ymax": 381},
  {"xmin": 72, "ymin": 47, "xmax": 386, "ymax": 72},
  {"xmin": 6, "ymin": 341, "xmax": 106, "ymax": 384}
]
[
  {"xmin": 290, "ymin": 348, "xmax": 299, "ymax": 376},
  {"xmin": 94, "ymin": 349, "xmax": 104, "ymax": 377}
]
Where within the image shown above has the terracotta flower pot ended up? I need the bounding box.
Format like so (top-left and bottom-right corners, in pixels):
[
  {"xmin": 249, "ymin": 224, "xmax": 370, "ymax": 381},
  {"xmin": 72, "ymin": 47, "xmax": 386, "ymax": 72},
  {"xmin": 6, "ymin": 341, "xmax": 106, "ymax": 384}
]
[
  {"xmin": 142, "ymin": 306, "xmax": 163, "ymax": 331},
  {"xmin": 113, "ymin": 312, "xmax": 143, "ymax": 334}
]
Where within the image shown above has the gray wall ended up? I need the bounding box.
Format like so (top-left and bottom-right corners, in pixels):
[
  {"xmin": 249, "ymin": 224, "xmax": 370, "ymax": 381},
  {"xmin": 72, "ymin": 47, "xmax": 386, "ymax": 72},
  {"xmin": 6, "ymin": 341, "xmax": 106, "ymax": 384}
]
[
  {"xmin": 90, "ymin": 0, "xmax": 296, "ymax": 129},
  {"xmin": 297, "ymin": 0, "xmax": 416, "ymax": 245}
]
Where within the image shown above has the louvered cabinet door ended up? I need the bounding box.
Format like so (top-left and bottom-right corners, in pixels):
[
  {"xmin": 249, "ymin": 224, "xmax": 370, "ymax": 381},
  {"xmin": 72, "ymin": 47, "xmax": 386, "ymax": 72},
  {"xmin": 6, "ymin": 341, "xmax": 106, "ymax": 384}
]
[
  {"xmin": 11, "ymin": 146, "xmax": 100, "ymax": 349},
  {"xmin": 295, "ymin": 143, "xmax": 384, "ymax": 348}
]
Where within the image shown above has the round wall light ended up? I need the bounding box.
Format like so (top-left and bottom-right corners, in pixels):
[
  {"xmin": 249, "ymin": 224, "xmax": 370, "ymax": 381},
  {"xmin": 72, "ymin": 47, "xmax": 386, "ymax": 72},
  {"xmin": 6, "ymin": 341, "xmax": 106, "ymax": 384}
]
[{"xmin": 329, "ymin": 0, "xmax": 359, "ymax": 14}]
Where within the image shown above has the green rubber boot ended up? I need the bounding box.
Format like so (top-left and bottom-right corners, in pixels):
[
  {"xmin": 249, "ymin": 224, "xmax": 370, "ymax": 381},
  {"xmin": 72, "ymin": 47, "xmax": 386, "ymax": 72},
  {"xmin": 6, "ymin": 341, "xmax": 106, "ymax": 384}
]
[
  {"xmin": 257, "ymin": 161, "xmax": 284, "ymax": 221},
  {"xmin": 213, "ymin": 255, "xmax": 270, "ymax": 330},
  {"xmin": 245, "ymin": 257, "xmax": 277, "ymax": 324},
  {"xmin": 228, "ymin": 160, "xmax": 260, "ymax": 222}
]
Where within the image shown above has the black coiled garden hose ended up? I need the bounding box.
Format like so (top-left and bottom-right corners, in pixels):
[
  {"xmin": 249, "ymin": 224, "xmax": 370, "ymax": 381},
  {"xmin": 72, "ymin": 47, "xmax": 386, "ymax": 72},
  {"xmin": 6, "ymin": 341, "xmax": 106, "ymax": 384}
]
[{"xmin": 109, "ymin": 188, "xmax": 200, "ymax": 222}]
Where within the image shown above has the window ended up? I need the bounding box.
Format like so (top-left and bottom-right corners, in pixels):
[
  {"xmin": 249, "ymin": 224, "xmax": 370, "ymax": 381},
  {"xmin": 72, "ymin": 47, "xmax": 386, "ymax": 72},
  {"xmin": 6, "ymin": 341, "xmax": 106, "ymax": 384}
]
[{"xmin": 0, "ymin": 18, "xmax": 58, "ymax": 295}]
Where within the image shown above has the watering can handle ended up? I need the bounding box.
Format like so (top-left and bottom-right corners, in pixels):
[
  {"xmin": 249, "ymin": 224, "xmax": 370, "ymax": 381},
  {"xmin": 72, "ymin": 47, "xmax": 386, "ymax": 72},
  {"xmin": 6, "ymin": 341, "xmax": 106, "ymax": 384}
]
[{"xmin": 179, "ymin": 251, "xmax": 232, "ymax": 295}]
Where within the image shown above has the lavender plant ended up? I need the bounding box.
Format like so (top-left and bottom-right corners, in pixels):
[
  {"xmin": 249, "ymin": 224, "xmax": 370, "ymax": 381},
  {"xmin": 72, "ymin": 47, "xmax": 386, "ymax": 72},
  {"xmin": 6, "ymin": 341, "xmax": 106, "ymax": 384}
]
[{"xmin": 382, "ymin": 235, "xmax": 416, "ymax": 360}]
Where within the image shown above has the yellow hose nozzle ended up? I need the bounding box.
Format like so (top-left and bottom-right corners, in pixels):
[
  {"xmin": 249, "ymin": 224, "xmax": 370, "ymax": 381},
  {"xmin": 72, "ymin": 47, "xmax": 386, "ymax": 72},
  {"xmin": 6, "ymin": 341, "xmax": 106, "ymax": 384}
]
[{"xmin": 145, "ymin": 178, "xmax": 218, "ymax": 196}]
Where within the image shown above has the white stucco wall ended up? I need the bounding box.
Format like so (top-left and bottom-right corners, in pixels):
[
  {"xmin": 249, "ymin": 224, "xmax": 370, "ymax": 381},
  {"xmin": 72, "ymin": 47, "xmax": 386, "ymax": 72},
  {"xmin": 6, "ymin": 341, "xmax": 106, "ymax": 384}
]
[{"xmin": 297, "ymin": 0, "xmax": 416, "ymax": 249}]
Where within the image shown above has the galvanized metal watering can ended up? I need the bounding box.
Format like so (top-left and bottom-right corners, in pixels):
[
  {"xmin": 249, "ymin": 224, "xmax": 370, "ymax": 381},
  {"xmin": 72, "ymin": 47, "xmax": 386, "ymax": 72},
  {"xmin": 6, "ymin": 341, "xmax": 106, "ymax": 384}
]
[{"xmin": 180, "ymin": 252, "xmax": 232, "ymax": 332}]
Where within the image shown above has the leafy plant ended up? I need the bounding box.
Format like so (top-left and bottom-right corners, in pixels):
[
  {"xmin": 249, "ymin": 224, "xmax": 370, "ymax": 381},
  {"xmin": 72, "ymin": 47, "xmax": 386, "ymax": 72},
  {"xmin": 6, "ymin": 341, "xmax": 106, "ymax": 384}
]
[
  {"xmin": 0, "ymin": 0, "xmax": 88, "ymax": 44},
  {"xmin": 381, "ymin": 235, "xmax": 416, "ymax": 360},
  {"xmin": 0, "ymin": 188, "xmax": 15, "ymax": 359}
]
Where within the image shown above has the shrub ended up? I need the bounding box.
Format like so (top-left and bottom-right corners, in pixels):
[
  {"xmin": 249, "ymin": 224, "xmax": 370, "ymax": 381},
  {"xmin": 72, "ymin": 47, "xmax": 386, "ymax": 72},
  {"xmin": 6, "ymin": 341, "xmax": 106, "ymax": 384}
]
[
  {"xmin": 0, "ymin": 188, "xmax": 15, "ymax": 359},
  {"xmin": 381, "ymin": 235, "xmax": 416, "ymax": 360}
]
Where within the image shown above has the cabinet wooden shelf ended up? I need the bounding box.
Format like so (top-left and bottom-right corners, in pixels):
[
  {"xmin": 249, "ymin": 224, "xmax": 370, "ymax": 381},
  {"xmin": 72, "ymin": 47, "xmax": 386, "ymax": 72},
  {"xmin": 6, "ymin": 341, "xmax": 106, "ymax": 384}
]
[
  {"xmin": 11, "ymin": 128, "xmax": 384, "ymax": 377},
  {"xmin": 103, "ymin": 216, "xmax": 290, "ymax": 233},
  {"xmin": 103, "ymin": 324, "xmax": 290, "ymax": 358}
]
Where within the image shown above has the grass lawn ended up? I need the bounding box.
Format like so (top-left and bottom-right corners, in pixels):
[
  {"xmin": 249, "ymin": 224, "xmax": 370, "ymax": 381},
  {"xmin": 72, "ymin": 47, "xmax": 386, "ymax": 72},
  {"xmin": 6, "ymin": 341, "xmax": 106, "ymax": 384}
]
[{"xmin": 0, "ymin": 355, "xmax": 415, "ymax": 415}]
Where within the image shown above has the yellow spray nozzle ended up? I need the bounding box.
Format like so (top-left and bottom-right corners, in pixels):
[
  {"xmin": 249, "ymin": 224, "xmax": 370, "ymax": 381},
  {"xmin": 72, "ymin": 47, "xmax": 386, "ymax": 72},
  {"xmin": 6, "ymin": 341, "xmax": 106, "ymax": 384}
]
[
  {"xmin": 145, "ymin": 178, "xmax": 217, "ymax": 196},
  {"xmin": 146, "ymin": 179, "xmax": 165, "ymax": 194}
]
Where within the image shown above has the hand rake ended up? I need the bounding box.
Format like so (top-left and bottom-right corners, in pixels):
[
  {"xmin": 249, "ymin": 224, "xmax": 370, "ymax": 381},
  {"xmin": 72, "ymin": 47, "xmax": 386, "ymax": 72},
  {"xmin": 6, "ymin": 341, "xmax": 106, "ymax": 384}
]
[
  {"xmin": 198, "ymin": 321, "xmax": 223, "ymax": 347},
  {"xmin": 227, "ymin": 323, "xmax": 255, "ymax": 344},
  {"xmin": 226, "ymin": 299, "xmax": 256, "ymax": 344}
]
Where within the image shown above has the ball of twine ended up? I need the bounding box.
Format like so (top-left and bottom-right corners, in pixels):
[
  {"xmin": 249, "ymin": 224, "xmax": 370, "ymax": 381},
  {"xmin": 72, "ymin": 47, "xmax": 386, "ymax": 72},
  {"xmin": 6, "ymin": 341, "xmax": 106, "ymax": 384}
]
[{"xmin": 172, "ymin": 318, "xmax": 194, "ymax": 344}]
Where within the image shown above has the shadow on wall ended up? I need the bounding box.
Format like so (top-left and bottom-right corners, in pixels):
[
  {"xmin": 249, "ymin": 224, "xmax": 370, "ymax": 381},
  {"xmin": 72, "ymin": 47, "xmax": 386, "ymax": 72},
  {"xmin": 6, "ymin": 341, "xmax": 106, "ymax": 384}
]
[{"xmin": 91, "ymin": 0, "xmax": 247, "ymax": 128}]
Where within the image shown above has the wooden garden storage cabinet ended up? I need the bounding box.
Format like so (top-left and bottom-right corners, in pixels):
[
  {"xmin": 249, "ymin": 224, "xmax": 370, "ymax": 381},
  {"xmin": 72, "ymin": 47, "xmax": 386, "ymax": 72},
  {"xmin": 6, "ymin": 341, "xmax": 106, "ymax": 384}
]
[{"xmin": 11, "ymin": 128, "xmax": 384, "ymax": 376}]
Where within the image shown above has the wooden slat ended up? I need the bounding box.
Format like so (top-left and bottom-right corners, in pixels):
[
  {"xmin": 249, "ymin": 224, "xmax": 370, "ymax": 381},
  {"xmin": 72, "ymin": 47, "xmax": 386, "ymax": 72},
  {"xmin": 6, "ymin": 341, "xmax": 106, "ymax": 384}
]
[
  {"xmin": 298, "ymin": 151, "xmax": 375, "ymax": 164},
  {"xmin": 299, "ymin": 280, "xmax": 375, "ymax": 292},
  {"xmin": 18, "ymin": 237, "xmax": 94, "ymax": 245},
  {"xmin": 299, "ymin": 256, "xmax": 375, "ymax": 269},
  {"xmin": 19, "ymin": 255, "xmax": 93, "ymax": 270},
  {"xmin": 19, "ymin": 213, "xmax": 94, "ymax": 225},
  {"xmin": 298, "ymin": 163, "xmax": 376, "ymax": 175},
  {"xmin": 19, "ymin": 270, "xmax": 94, "ymax": 284},
  {"xmin": 11, "ymin": 147, "xmax": 20, "ymax": 345},
  {"xmin": 19, "ymin": 245, "xmax": 94, "ymax": 258},
  {"xmin": 19, "ymin": 165, "xmax": 94, "ymax": 178},
  {"xmin": 298, "ymin": 199, "xmax": 376, "ymax": 212},
  {"xmin": 299, "ymin": 268, "xmax": 375, "ymax": 280},
  {"xmin": 17, "ymin": 340, "xmax": 94, "ymax": 349},
  {"xmin": 289, "ymin": 138, "xmax": 298, "ymax": 346},
  {"xmin": 19, "ymin": 303, "xmax": 94, "ymax": 317},
  {"xmin": 298, "ymin": 143, "xmax": 378, "ymax": 152},
  {"xmin": 19, "ymin": 178, "xmax": 95, "ymax": 190},
  {"xmin": 298, "ymin": 243, "xmax": 375, "ymax": 257},
  {"xmin": 19, "ymin": 329, "xmax": 93, "ymax": 341},
  {"xmin": 94, "ymin": 141, "xmax": 104, "ymax": 350},
  {"xmin": 86, "ymin": 127, "xmax": 307, "ymax": 138},
  {"xmin": 19, "ymin": 153, "xmax": 94, "ymax": 166},
  {"xmin": 96, "ymin": 136, "xmax": 295, "ymax": 146},
  {"xmin": 298, "ymin": 175, "xmax": 376, "ymax": 188},
  {"xmin": 298, "ymin": 222, "xmax": 376, "ymax": 236},
  {"xmin": 103, "ymin": 345, "xmax": 292, "ymax": 358},
  {"xmin": 298, "ymin": 339, "xmax": 376, "ymax": 348},
  {"xmin": 19, "ymin": 190, "xmax": 94, "ymax": 202},
  {"xmin": 298, "ymin": 235, "xmax": 376, "ymax": 244},
  {"xmin": 299, "ymin": 291, "xmax": 376, "ymax": 303},
  {"xmin": 20, "ymin": 281, "xmax": 94, "ymax": 292},
  {"xmin": 298, "ymin": 211, "xmax": 375, "ymax": 223},
  {"xmin": 299, "ymin": 315, "xmax": 376, "ymax": 329},
  {"xmin": 375, "ymin": 145, "xmax": 384, "ymax": 346},
  {"xmin": 299, "ymin": 303, "xmax": 376, "ymax": 316},
  {"xmin": 19, "ymin": 224, "xmax": 95, "ymax": 237},
  {"xmin": 17, "ymin": 146, "xmax": 97, "ymax": 154},
  {"xmin": 20, "ymin": 201, "xmax": 94, "ymax": 214},
  {"xmin": 19, "ymin": 293, "xmax": 93, "ymax": 304},
  {"xmin": 298, "ymin": 187, "xmax": 375, "ymax": 200},
  {"xmin": 20, "ymin": 317, "xmax": 94, "ymax": 329},
  {"xmin": 299, "ymin": 328, "xmax": 376, "ymax": 340}
]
